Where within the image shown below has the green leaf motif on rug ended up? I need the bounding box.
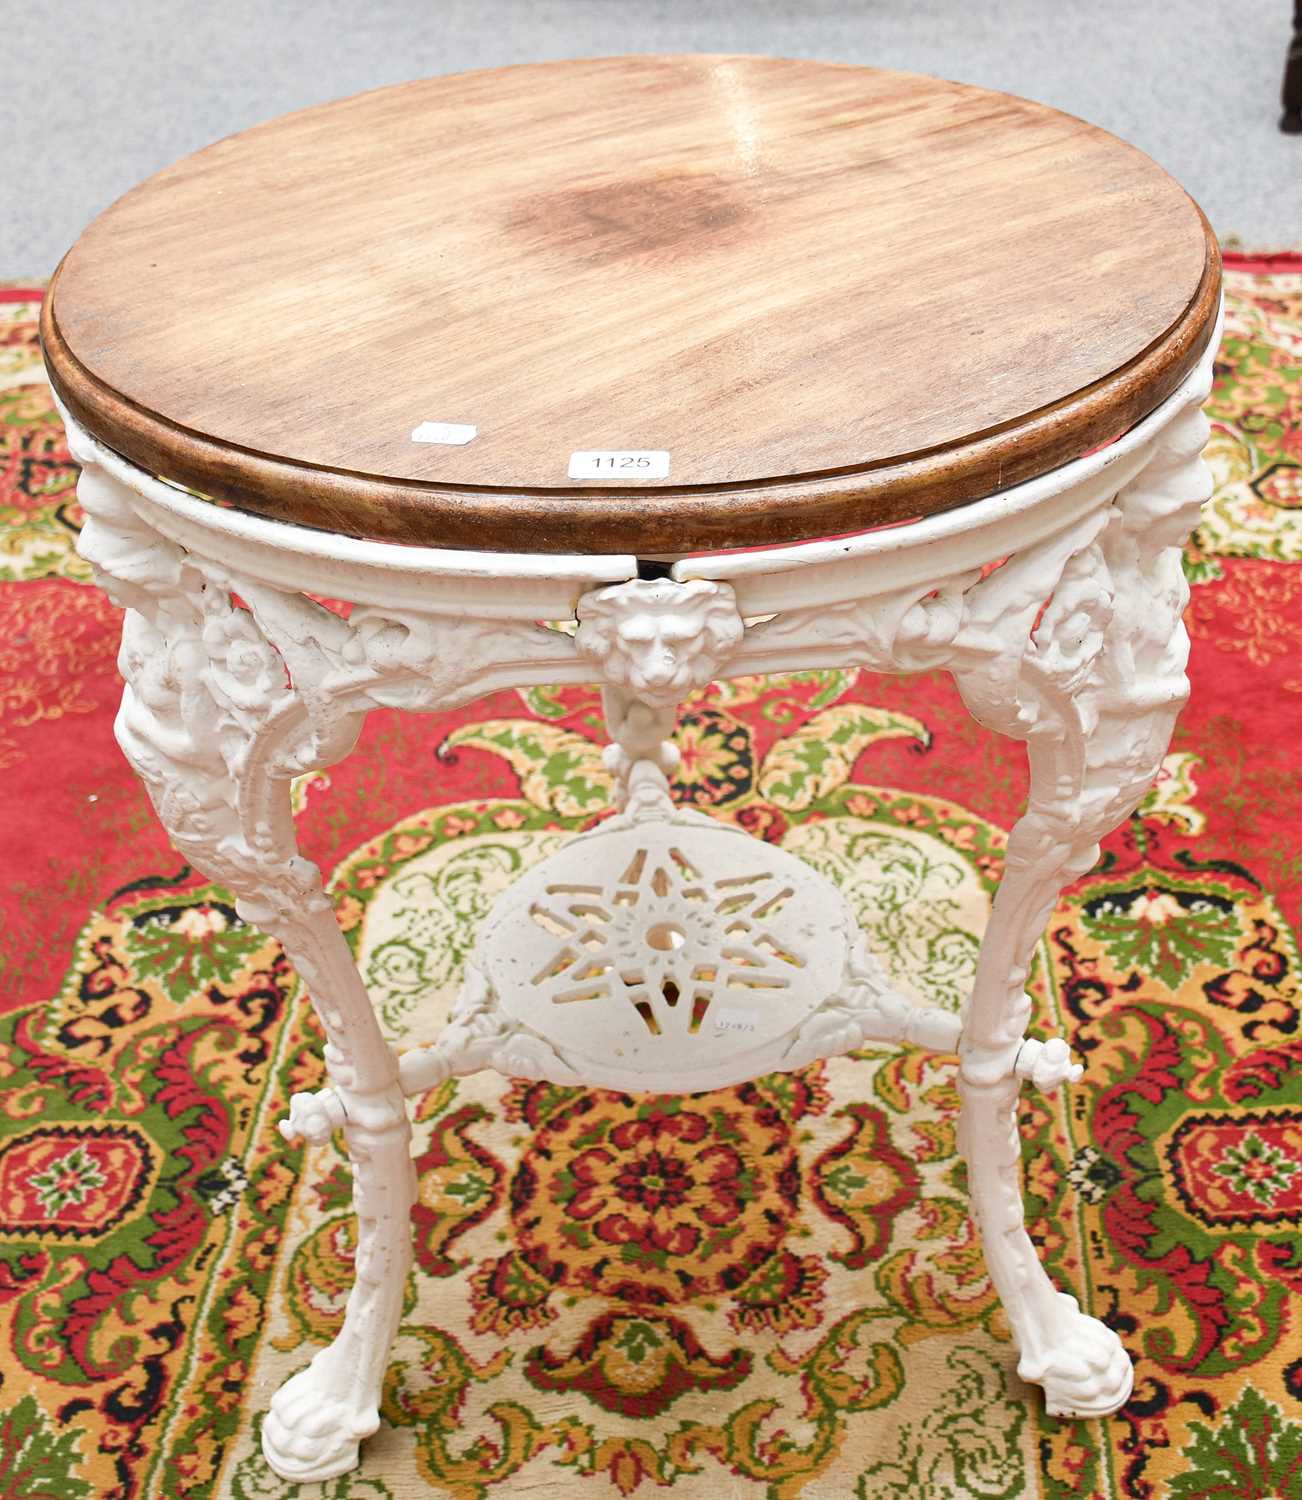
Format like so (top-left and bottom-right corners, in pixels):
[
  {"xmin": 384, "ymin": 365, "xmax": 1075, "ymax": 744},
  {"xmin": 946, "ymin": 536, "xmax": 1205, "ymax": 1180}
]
[
  {"xmin": 351, "ymin": 826, "xmax": 568, "ymax": 1033},
  {"xmin": 1167, "ymin": 1386, "xmax": 1302, "ymax": 1500},
  {"xmin": 613, "ymin": 1318, "xmax": 663, "ymax": 1365},
  {"xmin": 312, "ymin": 1161, "xmax": 354, "ymax": 1214},
  {"xmin": 0, "ymin": 1394, "xmax": 94, "ymax": 1500},
  {"xmin": 0, "ymin": 383, "xmax": 86, "ymax": 583},
  {"xmin": 709, "ymin": 667, "xmax": 855, "ymax": 718},
  {"xmin": 855, "ymin": 1346, "xmax": 1027, "ymax": 1499},
  {"xmin": 123, "ymin": 896, "xmax": 269, "ymax": 1004},
  {"xmin": 1078, "ymin": 876, "xmax": 1240, "ymax": 988},
  {"xmin": 445, "ymin": 1168, "xmax": 493, "ymax": 1207},
  {"xmin": 1199, "ymin": 367, "xmax": 1302, "ymax": 563},
  {"xmin": 758, "ymin": 703, "xmax": 930, "ymax": 810},
  {"xmin": 1136, "ymin": 753, "xmax": 1206, "ymax": 836},
  {"xmin": 27, "ymin": 1140, "xmax": 106, "ymax": 1213},
  {"xmin": 440, "ymin": 720, "xmax": 612, "ymax": 814},
  {"xmin": 783, "ymin": 811, "xmax": 991, "ymax": 1014}
]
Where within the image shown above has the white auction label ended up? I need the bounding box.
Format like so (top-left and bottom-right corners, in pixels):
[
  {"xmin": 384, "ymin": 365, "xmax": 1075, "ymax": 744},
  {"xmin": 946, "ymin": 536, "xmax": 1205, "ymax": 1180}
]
[
  {"xmin": 411, "ymin": 421, "xmax": 477, "ymax": 445},
  {"xmin": 568, "ymin": 449, "xmax": 670, "ymax": 480}
]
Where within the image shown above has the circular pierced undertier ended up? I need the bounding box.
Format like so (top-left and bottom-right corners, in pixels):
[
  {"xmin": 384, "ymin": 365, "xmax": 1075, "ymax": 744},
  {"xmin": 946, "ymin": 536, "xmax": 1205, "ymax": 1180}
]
[{"xmin": 478, "ymin": 814, "xmax": 854, "ymax": 1091}]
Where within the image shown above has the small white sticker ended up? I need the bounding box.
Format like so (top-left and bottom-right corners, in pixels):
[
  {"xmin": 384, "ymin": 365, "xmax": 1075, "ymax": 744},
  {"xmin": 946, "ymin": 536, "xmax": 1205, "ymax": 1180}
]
[
  {"xmin": 712, "ymin": 1007, "xmax": 758, "ymax": 1034},
  {"xmin": 411, "ymin": 421, "xmax": 477, "ymax": 446},
  {"xmin": 568, "ymin": 449, "xmax": 670, "ymax": 480}
]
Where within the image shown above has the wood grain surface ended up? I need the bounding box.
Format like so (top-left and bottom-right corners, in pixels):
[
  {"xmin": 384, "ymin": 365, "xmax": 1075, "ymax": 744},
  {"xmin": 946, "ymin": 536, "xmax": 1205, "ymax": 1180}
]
[{"xmin": 43, "ymin": 54, "xmax": 1220, "ymax": 554}]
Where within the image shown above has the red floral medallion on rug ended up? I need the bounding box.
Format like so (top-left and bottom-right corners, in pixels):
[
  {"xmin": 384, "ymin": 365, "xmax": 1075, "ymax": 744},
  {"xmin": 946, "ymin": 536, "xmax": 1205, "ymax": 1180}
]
[{"xmin": 0, "ymin": 262, "xmax": 1299, "ymax": 1500}]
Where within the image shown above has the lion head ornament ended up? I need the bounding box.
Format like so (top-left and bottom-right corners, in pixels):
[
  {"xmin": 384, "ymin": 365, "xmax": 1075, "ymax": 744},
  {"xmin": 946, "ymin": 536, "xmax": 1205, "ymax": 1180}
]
[{"xmin": 576, "ymin": 578, "xmax": 745, "ymax": 708}]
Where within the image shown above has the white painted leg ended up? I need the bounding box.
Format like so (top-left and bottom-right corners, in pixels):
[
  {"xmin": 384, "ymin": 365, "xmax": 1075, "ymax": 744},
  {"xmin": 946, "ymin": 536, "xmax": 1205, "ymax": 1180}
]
[
  {"xmin": 951, "ymin": 398, "xmax": 1212, "ymax": 1417},
  {"xmin": 956, "ymin": 747, "xmax": 1140, "ymax": 1418},
  {"xmin": 262, "ymin": 1099, "xmax": 413, "ymax": 1478},
  {"xmin": 958, "ymin": 1072, "xmax": 1133, "ymax": 1416},
  {"xmin": 259, "ymin": 578, "xmax": 745, "ymax": 1464},
  {"xmin": 70, "ymin": 459, "xmax": 417, "ymax": 1480},
  {"xmin": 67, "ymin": 450, "xmax": 573, "ymax": 1482},
  {"xmin": 254, "ymin": 890, "xmax": 414, "ymax": 1483}
]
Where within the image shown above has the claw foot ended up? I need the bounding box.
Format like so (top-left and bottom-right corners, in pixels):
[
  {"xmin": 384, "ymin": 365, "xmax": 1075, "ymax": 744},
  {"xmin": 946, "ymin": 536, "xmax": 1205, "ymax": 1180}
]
[
  {"xmin": 261, "ymin": 1355, "xmax": 380, "ymax": 1482},
  {"xmin": 1018, "ymin": 1293, "xmax": 1134, "ymax": 1419}
]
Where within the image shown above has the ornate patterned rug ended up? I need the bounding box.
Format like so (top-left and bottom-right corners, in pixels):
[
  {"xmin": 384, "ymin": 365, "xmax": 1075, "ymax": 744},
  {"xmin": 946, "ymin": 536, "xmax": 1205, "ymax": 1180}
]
[{"xmin": 1, "ymin": 258, "xmax": 1300, "ymax": 1500}]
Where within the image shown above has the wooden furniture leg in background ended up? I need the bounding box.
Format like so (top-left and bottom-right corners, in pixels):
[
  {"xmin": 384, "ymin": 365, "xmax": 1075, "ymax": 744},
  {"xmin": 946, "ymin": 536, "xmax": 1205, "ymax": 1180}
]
[{"xmin": 1284, "ymin": 0, "xmax": 1302, "ymax": 133}]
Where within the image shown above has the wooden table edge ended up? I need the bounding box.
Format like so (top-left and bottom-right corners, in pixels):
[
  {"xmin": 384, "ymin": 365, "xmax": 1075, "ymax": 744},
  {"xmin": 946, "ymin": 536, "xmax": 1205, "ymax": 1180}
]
[{"xmin": 42, "ymin": 225, "xmax": 1221, "ymax": 556}]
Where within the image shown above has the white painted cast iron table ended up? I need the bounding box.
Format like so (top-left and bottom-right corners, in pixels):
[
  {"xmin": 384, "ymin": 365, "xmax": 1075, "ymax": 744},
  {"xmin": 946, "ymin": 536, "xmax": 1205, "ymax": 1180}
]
[{"xmin": 42, "ymin": 56, "xmax": 1221, "ymax": 1484}]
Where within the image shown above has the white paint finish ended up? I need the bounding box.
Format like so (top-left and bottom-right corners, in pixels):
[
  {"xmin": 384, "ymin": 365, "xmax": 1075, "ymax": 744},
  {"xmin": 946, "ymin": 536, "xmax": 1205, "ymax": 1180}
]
[
  {"xmin": 567, "ymin": 449, "xmax": 671, "ymax": 480},
  {"xmin": 53, "ymin": 395, "xmax": 638, "ymax": 619},
  {"xmin": 476, "ymin": 796, "xmax": 853, "ymax": 1092},
  {"xmin": 673, "ymin": 311, "xmax": 1222, "ymax": 613},
  {"xmin": 576, "ymin": 576, "xmax": 744, "ymax": 708},
  {"xmin": 62, "ymin": 316, "xmax": 1216, "ymax": 1479},
  {"xmin": 1014, "ymin": 1035, "xmax": 1085, "ymax": 1092},
  {"xmin": 278, "ymin": 1088, "xmax": 346, "ymax": 1144},
  {"xmin": 410, "ymin": 420, "xmax": 477, "ymax": 445}
]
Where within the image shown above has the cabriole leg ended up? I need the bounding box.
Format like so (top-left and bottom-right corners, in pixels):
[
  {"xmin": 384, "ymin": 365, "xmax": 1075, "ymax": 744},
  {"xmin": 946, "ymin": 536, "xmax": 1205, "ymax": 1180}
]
[
  {"xmin": 64, "ymin": 405, "xmax": 609, "ymax": 1482},
  {"xmin": 952, "ymin": 399, "xmax": 1212, "ymax": 1416},
  {"xmin": 65, "ymin": 436, "xmax": 576, "ymax": 1483},
  {"xmin": 71, "ymin": 458, "xmax": 418, "ymax": 1481}
]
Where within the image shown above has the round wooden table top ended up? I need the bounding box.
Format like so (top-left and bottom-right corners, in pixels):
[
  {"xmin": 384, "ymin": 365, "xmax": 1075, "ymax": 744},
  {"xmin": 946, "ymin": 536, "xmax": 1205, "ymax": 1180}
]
[{"xmin": 43, "ymin": 54, "xmax": 1219, "ymax": 556}]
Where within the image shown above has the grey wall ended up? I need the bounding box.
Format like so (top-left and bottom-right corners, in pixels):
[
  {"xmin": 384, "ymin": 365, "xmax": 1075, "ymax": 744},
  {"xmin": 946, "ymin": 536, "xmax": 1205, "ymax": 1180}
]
[{"xmin": 7, "ymin": 0, "xmax": 1298, "ymax": 274}]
